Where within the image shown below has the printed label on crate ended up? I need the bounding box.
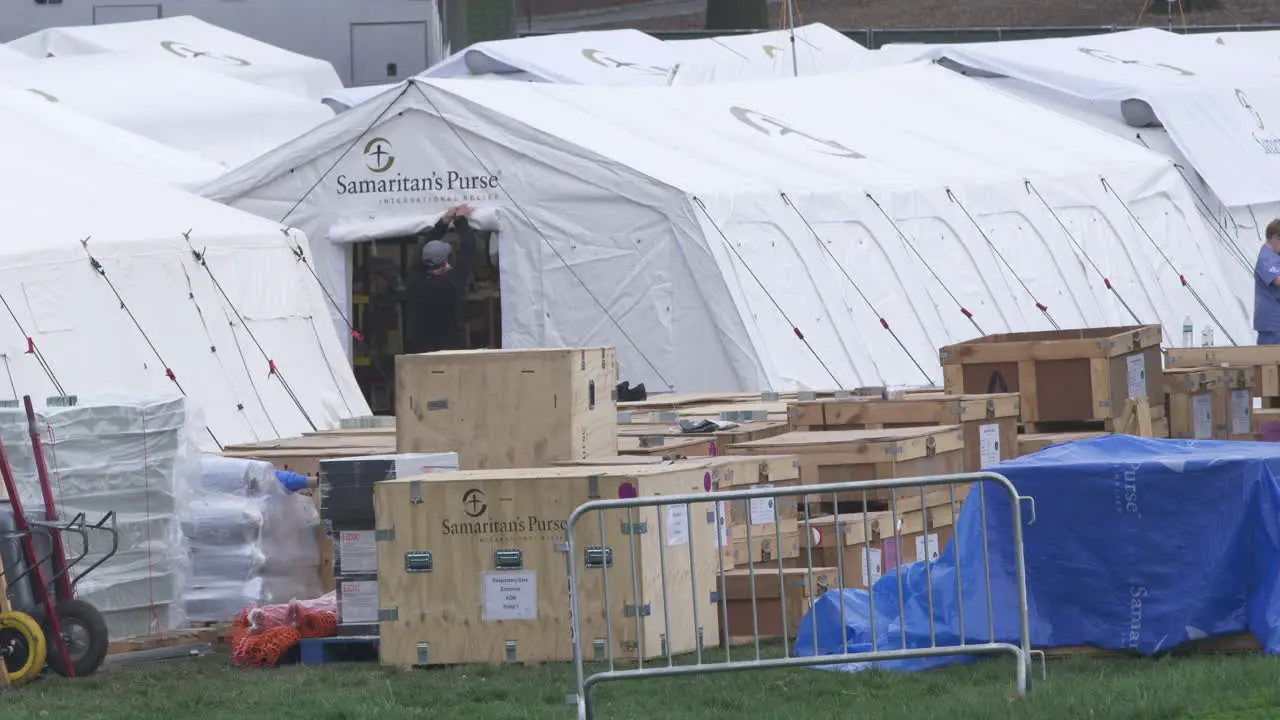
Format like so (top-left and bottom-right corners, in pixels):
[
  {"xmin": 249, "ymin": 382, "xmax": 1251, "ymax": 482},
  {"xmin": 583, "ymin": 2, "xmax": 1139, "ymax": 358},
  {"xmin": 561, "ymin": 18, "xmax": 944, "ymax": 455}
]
[
  {"xmin": 715, "ymin": 501, "xmax": 729, "ymax": 548},
  {"xmin": 749, "ymin": 484, "xmax": 776, "ymax": 525},
  {"xmin": 1231, "ymin": 390, "xmax": 1251, "ymax": 435},
  {"xmin": 862, "ymin": 547, "xmax": 883, "ymax": 587},
  {"xmin": 979, "ymin": 423, "xmax": 1000, "ymax": 468},
  {"xmin": 393, "ymin": 453, "xmax": 459, "ymax": 479},
  {"xmin": 666, "ymin": 504, "xmax": 689, "ymax": 546},
  {"xmin": 338, "ymin": 530, "xmax": 378, "ymax": 574},
  {"xmin": 339, "ymin": 580, "xmax": 379, "ymax": 624},
  {"xmin": 481, "ymin": 571, "xmax": 538, "ymax": 621},
  {"xmin": 1193, "ymin": 393, "xmax": 1213, "ymax": 440},
  {"xmin": 915, "ymin": 534, "xmax": 940, "ymax": 563},
  {"xmin": 1126, "ymin": 354, "xmax": 1147, "ymax": 399}
]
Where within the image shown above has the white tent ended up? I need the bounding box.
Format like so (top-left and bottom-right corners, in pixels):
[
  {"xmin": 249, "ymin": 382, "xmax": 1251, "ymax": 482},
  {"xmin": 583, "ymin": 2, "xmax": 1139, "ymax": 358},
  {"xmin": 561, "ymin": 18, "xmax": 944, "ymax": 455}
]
[
  {"xmin": 202, "ymin": 64, "xmax": 1246, "ymax": 392},
  {"xmin": 0, "ymin": 54, "xmax": 334, "ymax": 169},
  {"xmin": 668, "ymin": 23, "xmax": 873, "ymax": 85},
  {"xmin": 423, "ymin": 29, "xmax": 676, "ymax": 85},
  {"xmin": 878, "ymin": 29, "xmax": 1280, "ymax": 208},
  {"xmin": 0, "ymin": 108, "xmax": 366, "ymax": 449},
  {"xmin": 0, "ymin": 45, "xmax": 29, "ymax": 65},
  {"xmin": 876, "ymin": 29, "xmax": 1280, "ymax": 324},
  {"xmin": 0, "ymin": 86, "xmax": 225, "ymax": 191},
  {"xmin": 5, "ymin": 15, "xmax": 343, "ymax": 101}
]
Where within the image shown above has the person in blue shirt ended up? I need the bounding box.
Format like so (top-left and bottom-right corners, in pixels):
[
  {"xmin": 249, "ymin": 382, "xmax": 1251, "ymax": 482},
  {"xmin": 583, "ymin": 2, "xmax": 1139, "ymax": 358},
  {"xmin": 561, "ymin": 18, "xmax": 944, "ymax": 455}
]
[{"xmin": 1256, "ymin": 218, "xmax": 1280, "ymax": 344}]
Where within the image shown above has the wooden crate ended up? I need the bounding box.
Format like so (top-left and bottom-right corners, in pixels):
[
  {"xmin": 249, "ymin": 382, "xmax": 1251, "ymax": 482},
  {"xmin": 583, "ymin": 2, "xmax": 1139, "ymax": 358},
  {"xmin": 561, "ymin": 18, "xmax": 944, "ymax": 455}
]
[
  {"xmin": 1163, "ymin": 367, "xmax": 1246, "ymax": 440},
  {"xmin": 395, "ymin": 347, "xmax": 618, "ymax": 470},
  {"xmin": 1016, "ymin": 431, "xmax": 1110, "ymax": 457},
  {"xmin": 1253, "ymin": 407, "xmax": 1280, "ymax": 439},
  {"xmin": 938, "ymin": 325, "xmax": 1163, "ymax": 429},
  {"xmin": 373, "ymin": 463, "xmax": 721, "ymax": 667},
  {"xmin": 720, "ymin": 566, "xmax": 835, "ymax": 642},
  {"xmin": 1213, "ymin": 366, "xmax": 1256, "ymax": 441},
  {"xmin": 1166, "ymin": 347, "xmax": 1280, "ymax": 400},
  {"xmin": 788, "ymin": 393, "xmax": 1018, "ymax": 472},
  {"xmin": 1163, "ymin": 368, "xmax": 1219, "ymax": 440},
  {"xmin": 725, "ymin": 426, "xmax": 965, "ymax": 504},
  {"xmin": 805, "ymin": 504, "xmax": 958, "ymax": 590}
]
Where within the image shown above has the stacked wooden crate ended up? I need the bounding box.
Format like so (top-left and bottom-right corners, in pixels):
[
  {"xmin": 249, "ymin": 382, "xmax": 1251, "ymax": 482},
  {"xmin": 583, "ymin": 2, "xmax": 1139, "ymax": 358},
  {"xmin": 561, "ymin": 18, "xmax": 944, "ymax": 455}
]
[
  {"xmin": 1166, "ymin": 347, "xmax": 1272, "ymax": 440},
  {"xmin": 937, "ymin": 325, "xmax": 1168, "ymax": 454},
  {"xmin": 1162, "ymin": 366, "xmax": 1256, "ymax": 441}
]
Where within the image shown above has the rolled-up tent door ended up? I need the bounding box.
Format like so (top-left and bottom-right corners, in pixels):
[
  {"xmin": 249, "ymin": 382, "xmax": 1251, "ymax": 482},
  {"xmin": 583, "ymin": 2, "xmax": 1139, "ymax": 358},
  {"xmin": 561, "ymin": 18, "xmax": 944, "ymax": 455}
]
[{"xmin": 1121, "ymin": 98, "xmax": 1163, "ymax": 128}]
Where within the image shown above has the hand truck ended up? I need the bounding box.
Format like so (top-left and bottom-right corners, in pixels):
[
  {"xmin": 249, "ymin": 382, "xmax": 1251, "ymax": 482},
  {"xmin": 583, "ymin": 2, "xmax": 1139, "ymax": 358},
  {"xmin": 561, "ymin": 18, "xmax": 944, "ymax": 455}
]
[{"xmin": 0, "ymin": 396, "xmax": 118, "ymax": 683}]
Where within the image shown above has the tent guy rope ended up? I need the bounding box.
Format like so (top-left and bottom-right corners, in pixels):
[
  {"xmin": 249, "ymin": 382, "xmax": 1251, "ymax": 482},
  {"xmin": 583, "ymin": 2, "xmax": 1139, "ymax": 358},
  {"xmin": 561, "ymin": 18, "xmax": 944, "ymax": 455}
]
[
  {"xmin": 183, "ymin": 231, "xmax": 318, "ymax": 432},
  {"xmin": 1024, "ymin": 180, "xmax": 1146, "ymax": 328},
  {"xmin": 692, "ymin": 196, "xmax": 845, "ymax": 390},
  {"xmin": 865, "ymin": 192, "xmax": 987, "ymax": 337},
  {"xmin": 78, "ymin": 236, "xmax": 223, "ymax": 449},
  {"xmin": 780, "ymin": 191, "xmax": 934, "ymax": 385},
  {"xmin": 1099, "ymin": 177, "xmax": 1237, "ymax": 346},
  {"xmin": 0, "ymin": 291, "xmax": 65, "ymax": 397},
  {"xmin": 177, "ymin": 260, "xmax": 263, "ymax": 442},
  {"xmin": 946, "ymin": 188, "xmax": 1061, "ymax": 331}
]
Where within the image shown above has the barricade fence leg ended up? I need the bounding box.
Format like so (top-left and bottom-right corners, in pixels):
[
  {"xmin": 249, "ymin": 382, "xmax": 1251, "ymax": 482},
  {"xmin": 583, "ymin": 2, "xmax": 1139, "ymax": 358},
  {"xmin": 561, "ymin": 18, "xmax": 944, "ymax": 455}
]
[{"xmin": 562, "ymin": 472, "xmax": 1037, "ymax": 718}]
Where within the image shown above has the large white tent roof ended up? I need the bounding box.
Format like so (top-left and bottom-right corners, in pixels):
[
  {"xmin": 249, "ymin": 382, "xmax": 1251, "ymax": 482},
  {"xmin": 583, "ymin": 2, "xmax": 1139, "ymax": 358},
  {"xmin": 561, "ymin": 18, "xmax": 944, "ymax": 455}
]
[
  {"xmin": 0, "ymin": 108, "xmax": 365, "ymax": 447},
  {"xmin": 0, "ymin": 54, "xmax": 334, "ymax": 169},
  {"xmin": 424, "ymin": 29, "xmax": 675, "ymax": 84},
  {"xmin": 5, "ymin": 15, "xmax": 343, "ymax": 101},
  {"xmin": 0, "ymin": 45, "xmax": 29, "ymax": 65},
  {"xmin": 880, "ymin": 28, "xmax": 1280, "ymax": 208},
  {"xmin": 668, "ymin": 23, "xmax": 873, "ymax": 85},
  {"xmin": 0, "ymin": 86, "xmax": 225, "ymax": 190},
  {"xmin": 204, "ymin": 64, "xmax": 1246, "ymax": 391},
  {"xmin": 421, "ymin": 24, "xmax": 867, "ymax": 87}
]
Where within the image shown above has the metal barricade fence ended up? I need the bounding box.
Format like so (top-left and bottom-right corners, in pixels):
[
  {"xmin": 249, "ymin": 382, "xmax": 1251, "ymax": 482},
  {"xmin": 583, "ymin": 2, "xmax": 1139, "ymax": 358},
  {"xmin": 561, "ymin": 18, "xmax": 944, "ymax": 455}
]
[{"xmin": 562, "ymin": 472, "xmax": 1039, "ymax": 720}]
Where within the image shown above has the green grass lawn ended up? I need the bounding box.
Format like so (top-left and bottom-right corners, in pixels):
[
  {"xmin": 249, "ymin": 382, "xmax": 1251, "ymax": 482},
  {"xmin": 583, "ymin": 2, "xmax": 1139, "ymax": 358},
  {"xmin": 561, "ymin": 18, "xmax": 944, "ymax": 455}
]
[{"xmin": 4, "ymin": 648, "xmax": 1280, "ymax": 720}]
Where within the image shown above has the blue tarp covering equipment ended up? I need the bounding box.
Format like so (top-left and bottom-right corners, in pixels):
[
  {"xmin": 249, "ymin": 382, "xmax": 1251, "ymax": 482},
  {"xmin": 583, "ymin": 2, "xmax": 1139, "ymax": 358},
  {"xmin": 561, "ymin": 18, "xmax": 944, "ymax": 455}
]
[{"xmin": 794, "ymin": 434, "xmax": 1280, "ymax": 672}]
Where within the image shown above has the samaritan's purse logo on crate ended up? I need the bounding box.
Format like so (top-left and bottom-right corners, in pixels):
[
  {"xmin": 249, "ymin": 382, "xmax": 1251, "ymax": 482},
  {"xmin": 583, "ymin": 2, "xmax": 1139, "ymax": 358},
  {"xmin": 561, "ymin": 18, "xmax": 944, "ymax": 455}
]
[{"xmin": 440, "ymin": 488, "xmax": 568, "ymax": 540}]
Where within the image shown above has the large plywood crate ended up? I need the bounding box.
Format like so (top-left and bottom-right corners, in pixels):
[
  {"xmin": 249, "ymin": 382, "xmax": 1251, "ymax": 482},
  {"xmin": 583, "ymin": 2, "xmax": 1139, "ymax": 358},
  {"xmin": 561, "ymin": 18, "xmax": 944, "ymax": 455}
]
[
  {"xmin": 720, "ymin": 566, "xmax": 835, "ymax": 643},
  {"xmin": 1016, "ymin": 431, "xmax": 1110, "ymax": 457},
  {"xmin": 725, "ymin": 426, "xmax": 965, "ymax": 506},
  {"xmin": 373, "ymin": 464, "xmax": 721, "ymax": 667},
  {"xmin": 1166, "ymin": 347, "xmax": 1280, "ymax": 402},
  {"xmin": 395, "ymin": 347, "xmax": 618, "ymax": 469},
  {"xmin": 788, "ymin": 393, "xmax": 1018, "ymax": 472},
  {"xmin": 938, "ymin": 325, "xmax": 1163, "ymax": 430},
  {"xmin": 1163, "ymin": 367, "xmax": 1254, "ymax": 441},
  {"xmin": 804, "ymin": 498, "xmax": 961, "ymax": 591}
]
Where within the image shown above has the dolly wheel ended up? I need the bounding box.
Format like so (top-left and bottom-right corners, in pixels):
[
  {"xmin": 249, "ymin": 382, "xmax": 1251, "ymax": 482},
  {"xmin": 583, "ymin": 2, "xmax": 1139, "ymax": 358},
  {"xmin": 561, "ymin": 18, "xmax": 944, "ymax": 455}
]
[
  {"xmin": 47, "ymin": 599, "xmax": 109, "ymax": 677},
  {"xmin": 0, "ymin": 610, "xmax": 47, "ymax": 685}
]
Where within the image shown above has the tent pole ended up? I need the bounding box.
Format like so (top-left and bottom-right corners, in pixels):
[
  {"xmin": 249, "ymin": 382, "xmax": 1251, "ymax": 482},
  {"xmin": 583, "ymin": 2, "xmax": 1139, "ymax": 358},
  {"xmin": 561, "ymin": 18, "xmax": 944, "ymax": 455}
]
[{"xmin": 787, "ymin": 0, "xmax": 799, "ymax": 77}]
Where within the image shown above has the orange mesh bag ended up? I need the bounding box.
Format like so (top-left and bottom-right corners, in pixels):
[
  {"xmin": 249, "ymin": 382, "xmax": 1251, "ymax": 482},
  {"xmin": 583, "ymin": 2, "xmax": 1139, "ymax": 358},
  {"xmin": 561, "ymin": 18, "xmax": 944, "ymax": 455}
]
[{"xmin": 297, "ymin": 609, "xmax": 337, "ymax": 639}]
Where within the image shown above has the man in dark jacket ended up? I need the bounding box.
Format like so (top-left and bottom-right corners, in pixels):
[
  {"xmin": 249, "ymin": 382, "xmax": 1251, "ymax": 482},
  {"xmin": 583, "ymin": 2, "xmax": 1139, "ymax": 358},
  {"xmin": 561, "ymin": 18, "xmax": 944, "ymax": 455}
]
[{"xmin": 404, "ymin": 204, "xmax": 478, "ymax": 353}]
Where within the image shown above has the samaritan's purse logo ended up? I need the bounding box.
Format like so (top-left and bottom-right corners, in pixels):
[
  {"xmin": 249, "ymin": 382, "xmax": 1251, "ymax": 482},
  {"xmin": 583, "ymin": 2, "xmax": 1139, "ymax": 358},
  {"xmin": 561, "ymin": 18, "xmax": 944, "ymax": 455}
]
[
  {"xmin": 730, "ymin": 106, "xmax": 865, "ymax": 159},
  {"xmin": 334, "ymin": 134, "xmax": 500, "ymax": 204},
  {"xmin": 1077, "ymin": 47, "xmax": 1194, "ymax": 77},
  {"xmin": 1235, "ymin": 88, "xmax": 1280, "ymax": 156},
  {"xmin": 581, "ymin": 48, "xmax": 671, "ymax": 76},
  {"xmin": 160, "ymin": 40, "xmax": 251, "ymax": 67},
  {"xmin": 440, "ymin": 488, "xmax": 567, "ymax": 539},
  {"xmin": 462, "ymin": 488, "xmax": 486, "ymax": 518},
  {"xmin": 364, "ymin": 137, "xmax": 395, "ymax": 173}
]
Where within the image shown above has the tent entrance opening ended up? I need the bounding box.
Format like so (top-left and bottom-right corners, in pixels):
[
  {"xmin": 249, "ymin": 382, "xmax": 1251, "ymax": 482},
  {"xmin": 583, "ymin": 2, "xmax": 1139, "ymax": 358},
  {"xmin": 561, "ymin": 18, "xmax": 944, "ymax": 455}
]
[{"xmin": 350, "ymin": 229, "xmax": 501, "ymax": 414}]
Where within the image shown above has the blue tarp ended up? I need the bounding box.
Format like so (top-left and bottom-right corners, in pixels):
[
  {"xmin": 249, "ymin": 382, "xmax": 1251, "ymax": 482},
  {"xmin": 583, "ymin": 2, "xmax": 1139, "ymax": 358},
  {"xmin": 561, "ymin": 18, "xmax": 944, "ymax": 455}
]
[{"xmin": 794, "ymin": 434, "xmax": 1280, "ymax": 672}]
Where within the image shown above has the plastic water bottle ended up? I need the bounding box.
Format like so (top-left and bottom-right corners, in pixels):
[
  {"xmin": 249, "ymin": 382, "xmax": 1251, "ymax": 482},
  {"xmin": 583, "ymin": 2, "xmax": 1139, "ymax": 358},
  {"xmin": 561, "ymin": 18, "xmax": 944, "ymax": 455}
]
[
  {"xmin": 1201, "ymin": 325, "xmax": 1214, "ymax": 347},
  {"xmin": 1182, "ymin": 316, "xmax": 1194, "ymax": 348}
]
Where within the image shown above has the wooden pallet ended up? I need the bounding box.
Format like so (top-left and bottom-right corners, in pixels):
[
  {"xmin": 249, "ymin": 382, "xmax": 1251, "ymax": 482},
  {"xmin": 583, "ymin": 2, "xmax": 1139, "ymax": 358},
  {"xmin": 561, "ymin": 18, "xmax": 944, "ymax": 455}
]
[
  {"xmin": 1044, "ymin": 631, "xmax": 1260, "ymax": 659},
  {"xmin": 1021, "ymin": 397, "xmax": 1167, "ymax": 438},
  {"xmin": 107, "ymin": 623, "xmax": 230, "ymax": 656}
]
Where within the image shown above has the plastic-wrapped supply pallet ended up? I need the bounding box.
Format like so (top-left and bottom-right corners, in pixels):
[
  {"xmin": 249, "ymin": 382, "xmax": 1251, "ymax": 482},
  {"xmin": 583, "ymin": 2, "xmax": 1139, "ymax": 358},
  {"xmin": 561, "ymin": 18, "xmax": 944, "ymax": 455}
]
[
  {"xmin": 0, "ymin": 396, "xmax": 197, "ymax": 640},
  {"xmin": 320, "ymin": 452, "xmax": 457, "ymax": 635},
  {"xmin": 184, "ymin": 456, "xmax": 322, "ymax": 622}
]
